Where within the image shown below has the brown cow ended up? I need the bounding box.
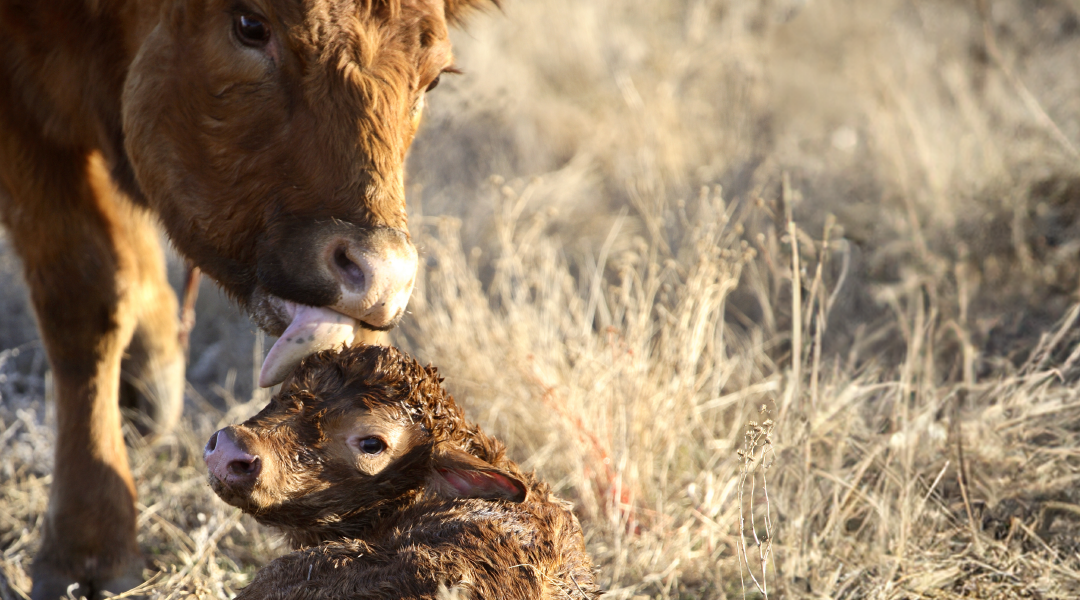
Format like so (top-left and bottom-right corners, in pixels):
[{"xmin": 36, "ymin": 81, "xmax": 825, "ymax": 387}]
[
  {"xmin": 0, "ymin": 1, "xmax": 495, "ymax": 598},
  {"xmin": 204, "ymin": 345, "xmax": 600, "ymax": 599}
]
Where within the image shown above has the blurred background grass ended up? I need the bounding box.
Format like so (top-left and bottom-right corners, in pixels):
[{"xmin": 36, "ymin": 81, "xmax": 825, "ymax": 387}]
[{"xmin": 4, "ymin": 0, "xmax": 1080, "ymax": 597}]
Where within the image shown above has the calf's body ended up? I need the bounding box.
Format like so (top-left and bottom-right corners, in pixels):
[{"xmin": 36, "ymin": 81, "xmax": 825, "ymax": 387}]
[
  {"xmin": 0, "ymin": 1, "xmax": 494, "ymax": 597},
  {"xmin": 204, "ymin": 346, "xmax": 599, "ymax": 599}
]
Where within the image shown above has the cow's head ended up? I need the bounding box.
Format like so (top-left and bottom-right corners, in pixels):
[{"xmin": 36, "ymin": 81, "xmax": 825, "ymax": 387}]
[{"xmin": 121, "ymin": 0, "xmax": 495, "ymax": 386}]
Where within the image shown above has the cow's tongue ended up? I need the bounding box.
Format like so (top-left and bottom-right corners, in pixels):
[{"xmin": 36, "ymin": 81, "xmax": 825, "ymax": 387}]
[{"xmin": 259, "ymin": 304, "xmax": 357, "ymax": 388}]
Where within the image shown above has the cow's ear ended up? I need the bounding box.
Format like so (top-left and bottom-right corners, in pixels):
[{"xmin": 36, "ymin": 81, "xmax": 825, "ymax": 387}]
[
  {"xmin": 444, "ymin": 0, "xmax": 500, "ymax": 27},
  {"xmin": 427, "ymin": 445, "xmax": 527, "ymax": 502}
]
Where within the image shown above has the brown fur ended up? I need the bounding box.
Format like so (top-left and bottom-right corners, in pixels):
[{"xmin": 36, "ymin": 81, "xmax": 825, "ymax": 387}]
[
  {"xmin": 206, "ymin": 346, "xmax": 599, "ymax": 600},
  {"xmin": 0, "ymin": 1, "xmax": 496, "ymax": 598}
]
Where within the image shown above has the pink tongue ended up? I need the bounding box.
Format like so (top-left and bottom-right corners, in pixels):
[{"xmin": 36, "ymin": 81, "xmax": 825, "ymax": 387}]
[{"xmin": 259, "ymin": 304, "xmax": 358, "ymax": 388}]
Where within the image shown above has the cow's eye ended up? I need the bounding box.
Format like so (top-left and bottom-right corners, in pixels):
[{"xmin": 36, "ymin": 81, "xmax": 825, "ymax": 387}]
[
  {"xmin": 357, "ymin": 437, "xmax": 386, "ymax": 455},
  {"xmin": 425, "ymin": 75, "xmax": 441, "ymax": 92},
  {"xmin": 234, "ymin": 14, "xmax": 271, "ymax": 46}
]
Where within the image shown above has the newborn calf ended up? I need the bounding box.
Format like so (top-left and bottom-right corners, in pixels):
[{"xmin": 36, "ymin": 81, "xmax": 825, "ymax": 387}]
[{"xmin": 204, "ymin": 345, "xmax": 598, "ymax": 600}]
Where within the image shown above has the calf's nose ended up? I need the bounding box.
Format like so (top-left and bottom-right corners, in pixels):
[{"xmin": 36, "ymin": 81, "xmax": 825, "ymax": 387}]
[{"xmin": 204, "ymin": 428, "xmax": 262, "ymax": 485}]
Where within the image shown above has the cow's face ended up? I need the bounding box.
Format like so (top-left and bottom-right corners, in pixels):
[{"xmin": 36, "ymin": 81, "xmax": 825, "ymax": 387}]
[{"xmin": 121, "ymin": 0, "xmax": 491, "ymax": 385}]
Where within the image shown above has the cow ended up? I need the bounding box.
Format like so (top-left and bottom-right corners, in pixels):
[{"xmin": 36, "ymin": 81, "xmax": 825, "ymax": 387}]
[{"xmin": 0, "ymin": 1, "xmax": 496, "ymax": 598}]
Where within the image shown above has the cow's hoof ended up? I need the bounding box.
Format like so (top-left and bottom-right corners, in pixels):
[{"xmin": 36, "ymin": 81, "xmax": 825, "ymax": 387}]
[
  {"xmin": 28, "ymin": 570, "xmax": 81, "ymax": 600},
  {"xmin": 98, "ymin": 573, "xmax": 145, "ymax": 600},
  {"xmin": 30, "ymin": 561, "xmax": 143, "ymax": 600},
  {"xmin": 120, "ymin": 345, "xmax": 185, "ymax": 440}
]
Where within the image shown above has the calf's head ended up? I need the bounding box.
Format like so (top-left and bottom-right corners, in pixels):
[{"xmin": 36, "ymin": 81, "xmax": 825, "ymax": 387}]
[
  {"xmin": 204, "ymin": 345, "xmax": 525, "ymax": 541},
  {"xmin": 121, "ymin": 0, "xmax": 496, "ymax": 386}
]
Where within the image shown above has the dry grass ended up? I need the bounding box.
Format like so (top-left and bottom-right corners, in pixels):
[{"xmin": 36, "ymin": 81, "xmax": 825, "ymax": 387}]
[{"xmin": 5, "ymin": 0, "xmax": 1080, "ymax": 598}]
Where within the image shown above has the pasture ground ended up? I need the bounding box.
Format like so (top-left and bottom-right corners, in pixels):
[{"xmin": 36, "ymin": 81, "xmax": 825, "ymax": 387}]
[{"xmin": 4, "ymin": 0, "xmax": 1080, "ymax": 597}]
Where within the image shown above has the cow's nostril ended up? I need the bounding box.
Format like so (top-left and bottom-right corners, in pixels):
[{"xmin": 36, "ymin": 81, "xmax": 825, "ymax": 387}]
[
  {"xmin": 205, "ymin": 431, "xmax": 219, "ymax": 454},
  {"xmin": 228, "ymin": 456, "xmax": 261, "ymax": 478},
  {"xmin": 333, "ymin": 246, "xmax": 366, "ymax": 289}
]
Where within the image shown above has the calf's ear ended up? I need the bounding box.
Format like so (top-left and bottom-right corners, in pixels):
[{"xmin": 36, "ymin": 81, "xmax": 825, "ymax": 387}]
[
  {"xmin": 427, "ymin": 446, "xmax": 527, "ymax": 502},
  {"xmin": 444, "ymin": 0, "xmax": 500, "ymax": 26}
]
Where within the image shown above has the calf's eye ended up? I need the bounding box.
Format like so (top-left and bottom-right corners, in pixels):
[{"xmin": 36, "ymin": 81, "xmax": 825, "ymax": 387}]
[
  {"xmin": 357, "ymin": 437, "xmax": 386, "ymax": 455},
  {"xmin": 425, "ymin": 75, "xmax": 441, "ymax": 92},
  {"xmin": 235, "ymin": 14, "xmax": 271, "ymax": 46}
]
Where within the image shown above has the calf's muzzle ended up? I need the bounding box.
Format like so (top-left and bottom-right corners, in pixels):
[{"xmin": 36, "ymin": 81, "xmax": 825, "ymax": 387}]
[{"xmin": 204, "ymin": 428, "xmax": 262, "ymax": 488}]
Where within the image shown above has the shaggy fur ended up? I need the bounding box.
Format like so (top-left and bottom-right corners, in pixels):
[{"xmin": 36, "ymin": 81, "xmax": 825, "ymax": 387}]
[
  {"xmin": 0, "ymin": 1, "xmax": 496, "ymax": 598},
  {"xmin": 206, "ymin": 345, "xmax": 599, "ymax": 600}
]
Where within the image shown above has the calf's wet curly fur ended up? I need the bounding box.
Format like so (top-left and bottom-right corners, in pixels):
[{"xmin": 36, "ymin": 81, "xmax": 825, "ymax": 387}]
[{"xmin": 204, "ymin": 345, "xmax": 599, "ymax": 599}]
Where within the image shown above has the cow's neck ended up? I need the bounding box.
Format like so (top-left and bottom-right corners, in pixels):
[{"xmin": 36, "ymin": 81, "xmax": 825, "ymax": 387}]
[{"xmin": 0, "ymin": 0, "xmax": 167, "ymax": 202}]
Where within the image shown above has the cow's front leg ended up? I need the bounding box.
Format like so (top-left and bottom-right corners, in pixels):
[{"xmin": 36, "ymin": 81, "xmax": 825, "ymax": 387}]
[
  {"xmin": 117, "ymin": 207, "xmax": 185, "ymax": 440},
  {"xmin": 1, "ymin": 149, "xmax": 147, "ymax": 600}
]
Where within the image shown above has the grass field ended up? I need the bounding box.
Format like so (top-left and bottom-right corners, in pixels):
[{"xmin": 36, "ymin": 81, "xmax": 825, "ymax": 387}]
[{"xmin": 4, "ymin": 0, "xmax": 1080, "ymax": 598}]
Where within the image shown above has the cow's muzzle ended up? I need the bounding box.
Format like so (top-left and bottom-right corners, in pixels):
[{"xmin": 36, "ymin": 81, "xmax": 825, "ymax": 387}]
[{"xmin": 252, "ymin": 219, "xmax": 418, "ymax": 386}]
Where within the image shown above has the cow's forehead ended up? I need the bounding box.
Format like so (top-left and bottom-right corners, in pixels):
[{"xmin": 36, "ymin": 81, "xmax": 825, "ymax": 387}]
[
  {"xmin": 283, "ymin": 0, "xmax": 450, "ymax": 43},
  {"xmin": 275, "ymin": 0, "xmax": 452, "ymax": 83}
]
